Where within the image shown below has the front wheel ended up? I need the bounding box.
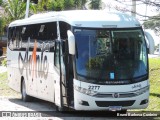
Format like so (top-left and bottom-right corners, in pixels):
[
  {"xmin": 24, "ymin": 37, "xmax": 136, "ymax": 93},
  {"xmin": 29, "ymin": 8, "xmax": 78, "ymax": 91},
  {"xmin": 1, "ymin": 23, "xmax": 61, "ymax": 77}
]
[
  {"xmin": 21, "ymin": 80, "xmax": 32, "ymax": 102},
  {"xmin": 55, "ymin": 105, "xmax": 69, "ymax": 112},
  {"xmin": 56, "ymin": 106, "xmax": 64, "ymax": 112},
  {"xmin": 118, "ymin": 109, "xmax": 127, "ymax": 114}
]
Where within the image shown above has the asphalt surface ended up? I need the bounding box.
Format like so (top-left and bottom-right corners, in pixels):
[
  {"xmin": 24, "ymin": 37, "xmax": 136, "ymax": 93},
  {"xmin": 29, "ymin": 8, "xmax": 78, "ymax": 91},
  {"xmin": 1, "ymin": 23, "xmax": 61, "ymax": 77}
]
[{"xmin": 0, "ymin": 94, "xmax": 159, "ymax": 119}]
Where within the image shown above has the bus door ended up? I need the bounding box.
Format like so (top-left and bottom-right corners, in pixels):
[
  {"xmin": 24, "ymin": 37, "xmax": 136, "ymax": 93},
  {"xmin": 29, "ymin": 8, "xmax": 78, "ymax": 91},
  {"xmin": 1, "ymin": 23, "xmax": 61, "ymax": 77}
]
[
  {"xmin": 54, "ymin": 40, "xmax": 69, "ymax": 110},
  {"xmin": 62, "ymin": 40, "xmax": 74, "ymax": 107},
  {"xmin": 54, "ymin": 40, "xmax": 73, "ymax": 110},
  {"xmin": 54, "ymin": 41, "xmax": 62, "ymax": 108}
]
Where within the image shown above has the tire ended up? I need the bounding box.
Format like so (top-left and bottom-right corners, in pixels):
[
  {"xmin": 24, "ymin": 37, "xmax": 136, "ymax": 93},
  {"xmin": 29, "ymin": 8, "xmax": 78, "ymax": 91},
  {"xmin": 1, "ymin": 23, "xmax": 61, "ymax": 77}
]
[
  {"xmin": 0, "ymin": 50, "xmax": 2, "ymax": 56},
  {"xmin": 55, "ymin": 105, "xmax": 67, "ymax": 112},
  {"xmin": 56, "ymin": 106, "xmax": 63, "ymax": 112},
  {"xmin": 118, "ymin": 109, "xmax": 127, "ymax": 114},
  {"xmin": 21, "ymin": 80, "xmax": 32, "ymax": 102}
]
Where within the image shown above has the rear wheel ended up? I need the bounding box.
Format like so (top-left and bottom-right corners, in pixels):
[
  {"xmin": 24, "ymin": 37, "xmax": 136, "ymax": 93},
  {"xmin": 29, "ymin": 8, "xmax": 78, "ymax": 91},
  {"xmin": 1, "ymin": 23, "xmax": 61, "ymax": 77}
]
[
  {"xmin": 21, "ymin": 80, "xmax": 32, "ymax": 102},
  {"xmin": 0, "ymin": 50, "xmax": 2, "ymax": 56}
]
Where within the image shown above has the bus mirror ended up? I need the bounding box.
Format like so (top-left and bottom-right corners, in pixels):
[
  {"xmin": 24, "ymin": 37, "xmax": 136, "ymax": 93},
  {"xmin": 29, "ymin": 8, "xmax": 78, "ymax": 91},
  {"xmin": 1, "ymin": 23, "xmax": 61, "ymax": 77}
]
[{"xmin": 67, "ymin": 30, "xmax": 75, "ymax": 55}]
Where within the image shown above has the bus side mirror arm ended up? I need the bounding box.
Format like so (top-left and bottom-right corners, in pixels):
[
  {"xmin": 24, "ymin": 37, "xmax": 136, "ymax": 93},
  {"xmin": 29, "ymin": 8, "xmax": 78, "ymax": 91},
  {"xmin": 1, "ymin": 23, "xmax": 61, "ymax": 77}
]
[{"xmin": 67, "ymin": 30, "xmax": 75, "ymax": 55}]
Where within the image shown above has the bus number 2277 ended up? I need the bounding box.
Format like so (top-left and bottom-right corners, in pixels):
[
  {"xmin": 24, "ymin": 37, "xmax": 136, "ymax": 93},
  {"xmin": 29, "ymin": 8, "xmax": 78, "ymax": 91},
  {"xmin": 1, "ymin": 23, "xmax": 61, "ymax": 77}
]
[{"xmin": 88, "ymin": 85, "xmax": 100, "ymax": 90}]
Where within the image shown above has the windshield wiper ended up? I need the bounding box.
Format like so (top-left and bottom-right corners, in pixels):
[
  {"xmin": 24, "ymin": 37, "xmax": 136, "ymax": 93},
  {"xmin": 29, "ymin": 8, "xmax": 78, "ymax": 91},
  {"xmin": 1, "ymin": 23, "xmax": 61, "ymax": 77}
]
[{"xmin": 130, "ymin": 74, "xmax": 148, "ymax": 82}]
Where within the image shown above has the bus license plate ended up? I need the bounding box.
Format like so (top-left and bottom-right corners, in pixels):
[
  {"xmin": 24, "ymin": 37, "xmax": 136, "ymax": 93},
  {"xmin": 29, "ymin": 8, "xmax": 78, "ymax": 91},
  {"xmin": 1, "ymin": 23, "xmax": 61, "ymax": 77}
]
[{"xmin": 109, "ymin": 106, "xmax": 122, "ymax": 111}]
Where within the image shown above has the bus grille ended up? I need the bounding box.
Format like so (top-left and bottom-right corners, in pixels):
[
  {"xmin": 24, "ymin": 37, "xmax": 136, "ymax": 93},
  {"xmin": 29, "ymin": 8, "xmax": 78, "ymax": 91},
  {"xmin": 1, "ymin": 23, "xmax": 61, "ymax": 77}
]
[
  {"xmin": 95, "ymin": 100, "xmax": 135, "ymax": 107},
  {"xmin": 93, "ymin": 93, "xmax": 137, "ymax": 98}
]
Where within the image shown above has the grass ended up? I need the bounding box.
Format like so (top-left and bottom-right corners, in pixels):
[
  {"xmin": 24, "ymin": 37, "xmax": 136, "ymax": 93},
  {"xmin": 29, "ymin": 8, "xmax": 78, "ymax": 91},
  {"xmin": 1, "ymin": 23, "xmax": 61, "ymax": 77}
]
[
  {"xmin": 147, "ymin": 58, "xmax": 160, "ymax": 111},
  {"xmin": 0, "ymin": 58, "xmax": 160, "ymax": 111},
  {"xmin": 0, "ymin": 72, "xmax": 20, "ymax": 97}
]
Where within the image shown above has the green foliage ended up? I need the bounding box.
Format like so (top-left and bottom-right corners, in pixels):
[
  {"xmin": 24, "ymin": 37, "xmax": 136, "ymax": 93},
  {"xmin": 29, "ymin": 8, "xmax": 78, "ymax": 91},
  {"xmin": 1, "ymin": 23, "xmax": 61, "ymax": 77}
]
[
  {"xmin": 0, "ymin": 72, "xmax": 20, "ymax": 97},
  {"xmin": 74, "ymin": 0, "xmax": 86, "ymax": 9},
  {"xmin": 0, "ymin": 18, "xmax": 5, "ymax": 37},
  {"xmin": 86, "ymin": 57, "xmax": 104, "ymax": 70},
  {"xmin": 35, "ymin": 0, "xmax": 87, "ymax": 11},
  {"xmin": 1, "ymin": 58, "xmax": 7, "ymax": 67},
  {"xmin": 2, "ymin": 0, "xmax": 37, "ymax": 24},
  {"xmin": 64, "ymin": 0, "xmax": 74, "ymax": 10},
  {"xmin": 47, "ymin": 0, "xmax": 64, "ymax": 11},
  {"xmin": 147, "ymin": 58, "xmax": 160, "ymax": 111},
  {"xmin": 0, "ymin": 0, "xmax": 2, "ymax": 6},
  {"xmin": 1, "ymin": 0, "xmax": 88, "ymax": 31},
  {"xmin": 90, "ymin": 0, "xmax": 102, "ymax": 10},
  {"xmin": 3, "ymin": 0, "xmax": 26, "ymax": 22},
  {"xmin": 143, "ymin": 16, "xmax": 160, "ymax": 35}
]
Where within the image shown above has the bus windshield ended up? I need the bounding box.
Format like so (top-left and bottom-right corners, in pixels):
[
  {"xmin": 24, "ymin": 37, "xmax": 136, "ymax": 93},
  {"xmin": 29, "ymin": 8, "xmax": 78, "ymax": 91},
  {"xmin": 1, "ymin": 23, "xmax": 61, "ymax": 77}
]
[{"xmin": 74, "ymin": 28, "xmax": 148, "ymax": 84}]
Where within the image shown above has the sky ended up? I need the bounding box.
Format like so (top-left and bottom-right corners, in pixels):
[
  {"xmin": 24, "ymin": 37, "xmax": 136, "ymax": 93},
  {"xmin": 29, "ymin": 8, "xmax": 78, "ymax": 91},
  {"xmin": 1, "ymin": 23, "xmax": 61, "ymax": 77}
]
[
  {"xmin": 102, "ymin": 0, "xmax": 160, "ymax": 45},
  {"xmin": 102, "ymin": 0, "xmax": 159, "ymax": 22}
]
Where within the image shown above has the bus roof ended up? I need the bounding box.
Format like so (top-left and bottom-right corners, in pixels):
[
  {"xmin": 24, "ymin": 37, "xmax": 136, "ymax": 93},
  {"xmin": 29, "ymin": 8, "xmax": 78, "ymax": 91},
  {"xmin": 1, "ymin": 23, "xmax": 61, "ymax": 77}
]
[{"xmin": 9, "ymin": 10, "xmax": 141, "ymax": 28}]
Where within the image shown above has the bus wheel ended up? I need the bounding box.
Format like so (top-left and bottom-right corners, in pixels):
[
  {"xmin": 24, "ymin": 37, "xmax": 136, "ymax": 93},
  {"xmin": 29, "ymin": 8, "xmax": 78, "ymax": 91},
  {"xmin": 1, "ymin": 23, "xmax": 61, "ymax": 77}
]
[
  {"xmin": 21, "ymin": 80, "xmax": 32, "ymax": 102},
  {"xmin": 118, "ymin": 109, "xmax": 127, "ymax": 114}
]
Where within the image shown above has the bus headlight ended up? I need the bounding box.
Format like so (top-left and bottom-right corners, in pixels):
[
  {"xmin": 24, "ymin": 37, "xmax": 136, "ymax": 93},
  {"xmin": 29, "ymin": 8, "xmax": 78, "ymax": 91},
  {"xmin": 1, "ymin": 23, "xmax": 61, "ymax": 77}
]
[
  {"xmin": 74, "ymin": 85, "xmax": 97, "ymax": 96},
  {"xmin": 134, "ymin": 86, "xmax": 149, "ymax": 95}
]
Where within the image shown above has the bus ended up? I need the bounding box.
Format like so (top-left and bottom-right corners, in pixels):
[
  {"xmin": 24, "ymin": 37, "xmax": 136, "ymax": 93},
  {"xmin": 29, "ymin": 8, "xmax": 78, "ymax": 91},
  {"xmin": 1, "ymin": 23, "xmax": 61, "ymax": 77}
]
[{"xmin": 7, "ymin": 10, "xmax": 149, "ymax": 111}]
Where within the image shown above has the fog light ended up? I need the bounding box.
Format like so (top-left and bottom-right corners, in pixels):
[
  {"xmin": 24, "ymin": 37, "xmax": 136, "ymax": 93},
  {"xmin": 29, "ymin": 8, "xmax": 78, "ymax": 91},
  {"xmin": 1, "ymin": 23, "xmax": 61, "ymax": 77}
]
[
  {"xmin": 140, "ymin": 99, "xmax": 148, "ymax": 105},
  {"xmin": 79, "ymin": 100, "xmax": 89, "ymax": 106}
]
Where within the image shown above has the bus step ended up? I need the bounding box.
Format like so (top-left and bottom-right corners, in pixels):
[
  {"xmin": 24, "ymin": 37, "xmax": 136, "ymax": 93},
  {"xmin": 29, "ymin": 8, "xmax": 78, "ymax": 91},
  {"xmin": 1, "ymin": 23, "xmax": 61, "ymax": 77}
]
[
  {"xmin": 62, "ymin": 96, "xmax": 68, "ymax": 98},
  {"xmin": 69, "ymin": 105, "xmax": 74, "ymax": 109}
]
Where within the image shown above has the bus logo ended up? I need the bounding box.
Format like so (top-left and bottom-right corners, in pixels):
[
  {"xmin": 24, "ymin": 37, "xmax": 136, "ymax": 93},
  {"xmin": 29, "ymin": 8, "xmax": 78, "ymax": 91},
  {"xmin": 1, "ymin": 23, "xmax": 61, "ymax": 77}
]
[
  {"xmin": 112, "ymin": 93, "xmax": 119, "ymax": 98},
  {"xmin": 18, "ymin": 39, "xmax": 49, "ymax": 80}
]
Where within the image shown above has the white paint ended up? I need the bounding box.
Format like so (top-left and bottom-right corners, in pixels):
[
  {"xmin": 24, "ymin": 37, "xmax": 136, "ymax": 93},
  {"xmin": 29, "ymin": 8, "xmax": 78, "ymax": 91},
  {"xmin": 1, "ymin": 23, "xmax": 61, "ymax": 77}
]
[{"xmin": 9, "ymin": 10, "xmax": 140, "ymax": 28}]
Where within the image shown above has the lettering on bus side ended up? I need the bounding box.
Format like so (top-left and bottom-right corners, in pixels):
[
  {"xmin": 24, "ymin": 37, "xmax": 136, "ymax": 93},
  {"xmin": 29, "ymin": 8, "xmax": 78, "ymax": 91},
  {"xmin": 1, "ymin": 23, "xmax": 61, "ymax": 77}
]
[
  {"xmin": 132, "ymin": 84, "xmax": 141, "ymax": 89},
  {"xmin": 18, "ymin": 39, "xmax": 49, "ymax": 80}
]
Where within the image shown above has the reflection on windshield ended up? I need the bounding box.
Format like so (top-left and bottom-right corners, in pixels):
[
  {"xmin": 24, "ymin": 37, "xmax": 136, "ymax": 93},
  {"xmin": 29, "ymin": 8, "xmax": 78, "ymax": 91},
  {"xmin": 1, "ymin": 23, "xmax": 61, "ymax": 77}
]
[{"xmin": 74, "ymin": 28, "xmax": 148, "ymax": 84}]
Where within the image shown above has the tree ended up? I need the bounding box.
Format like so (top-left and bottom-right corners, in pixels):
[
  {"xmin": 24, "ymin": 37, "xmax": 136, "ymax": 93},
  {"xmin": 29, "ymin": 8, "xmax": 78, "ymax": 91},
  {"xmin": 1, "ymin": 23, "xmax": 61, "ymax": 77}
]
[
  {"xmin": 35, "ymin": 0, "xmax": 87, "ymax": 11},
  {"xmin": 143, "ymin": 16, "xmax": 160, "ymax": 36},
  {"xmin": 3, "ymin": 0, "xmax": 26, "ymax": 22},
  {"xmin": 0, "ymin": 0, "xmax": 2, "ymax": 6},
  {"xmin": 141, "ymin": 0, "xmax": 160, "ymax": 35},
  {"xmin": 74, "ymin": 0, "xmax": 81, "ymax": 9},
  {"xmin": 74, "ymin": 0, "xmax": 87, "ymax": 9},
  {"xmin": 105, "ymin": 0, "xmax": 160, "ymax": 34},
  {"xmin": 29, "ymin": 0, "xmax": 88, "ymax": 12},
  {"xmin": 47, "ymin": 0, "xmax": 64, "ymax": 11},
  {"xmin": 0, "ymin": 18, "xmax": 5, "ymax": 39},
  {"xmin": 64, "ymin": 0, "xmax": 74, "ymax": 10},
  {"xmin": 90, "ymin": 0, "xmax": 102, "ymax": 10},
  {"xmin": 3, "ymin": 0, "xmax": 36, "ymax": 24}
]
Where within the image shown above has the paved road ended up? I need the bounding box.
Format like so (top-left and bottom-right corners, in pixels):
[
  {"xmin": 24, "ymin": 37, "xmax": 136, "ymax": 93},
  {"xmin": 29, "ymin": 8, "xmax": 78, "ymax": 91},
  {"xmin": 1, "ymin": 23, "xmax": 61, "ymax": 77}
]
[
  {"xmin": 0, "ymin": 66, "xmax": 7, "ymax": 74},
  {"xmin": 0, "ymin": 96, "xmax": 55, "ymax": 111},
  {"xmin": 0, "ymin": 96, "xmax": 158, "ymax": 120}
]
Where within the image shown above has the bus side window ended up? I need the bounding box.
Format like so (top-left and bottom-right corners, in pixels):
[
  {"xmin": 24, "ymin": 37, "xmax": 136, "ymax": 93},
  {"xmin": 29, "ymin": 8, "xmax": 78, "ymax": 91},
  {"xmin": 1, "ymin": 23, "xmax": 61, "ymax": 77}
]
[
  {"xmin": 54, "ymin": 42, "xmax": 60, "ymax": 69},
  {"xmin": 37, "ymin": 22, "xmax": 57, "ymax": 52},
  {"xmin": 8, "ymin": 27, "xmax": 14, "ymax": 50},
  {"xmin": 12, "ymin": 28, "xmax": 17, "ymax": 50},
  {"xmin": 59, "ymin": 21, "xmax": 71, "ymax": 40},
  {"xmin": 15, "ymin": 27, "xmax": 22, "ymax": 49},
  {"xmin": 47, "ymin": 22, "xmax": 57, "ymax": 52}
]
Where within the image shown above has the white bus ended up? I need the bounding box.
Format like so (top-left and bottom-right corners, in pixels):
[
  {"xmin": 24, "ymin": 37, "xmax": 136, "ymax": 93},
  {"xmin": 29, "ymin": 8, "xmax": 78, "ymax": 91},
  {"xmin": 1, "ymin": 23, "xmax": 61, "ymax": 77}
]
[{"xmin": 7, "ymin": 10, "xmax": 149, "ymax": 111}]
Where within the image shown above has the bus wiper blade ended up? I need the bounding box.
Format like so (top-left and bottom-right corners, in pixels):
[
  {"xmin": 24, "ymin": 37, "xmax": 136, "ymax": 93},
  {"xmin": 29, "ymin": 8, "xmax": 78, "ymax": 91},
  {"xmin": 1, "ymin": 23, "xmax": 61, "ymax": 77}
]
[{"xmin": 131, "ymin": 74, "xmax": 148, "ymax": 82}]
